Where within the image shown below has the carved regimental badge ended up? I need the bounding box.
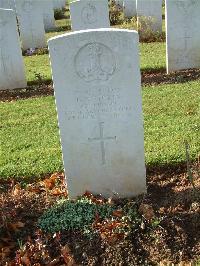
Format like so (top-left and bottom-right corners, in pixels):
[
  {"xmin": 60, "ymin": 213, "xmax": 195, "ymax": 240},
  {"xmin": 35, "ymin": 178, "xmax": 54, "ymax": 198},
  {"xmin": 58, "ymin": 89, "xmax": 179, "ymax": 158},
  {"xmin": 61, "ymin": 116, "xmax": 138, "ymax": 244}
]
[
  {"xmin": 81, "ymin": 4, "xmax": 97, "ymax": 24},
  {"xmin": 75, "ymin": 43, "xmax": 116, "ymax": 82}
]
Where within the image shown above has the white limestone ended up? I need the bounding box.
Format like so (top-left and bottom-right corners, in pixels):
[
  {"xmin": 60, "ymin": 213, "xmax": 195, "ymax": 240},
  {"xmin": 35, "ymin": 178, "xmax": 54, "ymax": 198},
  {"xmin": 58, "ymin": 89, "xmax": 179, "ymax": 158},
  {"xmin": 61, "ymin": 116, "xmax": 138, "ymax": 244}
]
[
  {"xmin": 166, "ymin": 0, "xmax": 200, "ymax": 73},
  {"xmin": 137, "ymin": 0, "xmax": 162, "ymax": 33},
  {"xmin": 0, "ymin": 8, "xmax": 26, "ymax": 90},
  {"xmin": 0, "ymin": 0, "xmax": 16, "ymax": 11},
  {"xmin": 53, "ymin": 0, "xmax": 65, "ymax": 9},
  {"xmin": 41, "ymin": 0, "xmax": 55, "ymax": 31},
  {"xmin": 48, "ymin": 29, "xmax": 146, "ymax": 198},
  {"xmin": 15, "ymin": 0, "xmax": 46, "ymax": 50},
  {"xmin": 70, "ymin": 0, "xmax": 110, "ymax": 31},
  {"xmin": 123, "ymin": 0, "xmax": 136, "ymax": 18}
]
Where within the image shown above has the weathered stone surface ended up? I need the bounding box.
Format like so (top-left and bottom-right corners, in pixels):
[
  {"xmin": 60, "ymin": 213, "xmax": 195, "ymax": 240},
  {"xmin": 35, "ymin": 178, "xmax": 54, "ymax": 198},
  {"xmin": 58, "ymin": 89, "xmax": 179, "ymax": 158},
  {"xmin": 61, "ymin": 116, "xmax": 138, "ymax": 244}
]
[
  {"xmin": 48, "ymin": 29, "xmax": 146, "ymax": 198},
  {"xmin": 123, "ymin": 0, "xmax": 136, "ymax": 18},
  {"xmin": 0, "ymin": 8, "xmax": 26, "ymax": 90},
  {"xmin": 137, "ymin": 0, "xmax": 162, "ymax": 33},
  {"xmin": 53, "ymin": 0, "xmax": 65, "ymax": 9},
  {"xmin": 15, "ymin": 0, "xmax": 46, "ymax": 50},
  {"xmin": 0, "ymin": 0, "xmax": 15, "ymax": 11},
  {"xmin": 70, "ymin": 0, "xmax": 110, "ymax": 31},
  {"xmin": 166, "ymin": 0, "xmax": 200, "ymax": 73}
]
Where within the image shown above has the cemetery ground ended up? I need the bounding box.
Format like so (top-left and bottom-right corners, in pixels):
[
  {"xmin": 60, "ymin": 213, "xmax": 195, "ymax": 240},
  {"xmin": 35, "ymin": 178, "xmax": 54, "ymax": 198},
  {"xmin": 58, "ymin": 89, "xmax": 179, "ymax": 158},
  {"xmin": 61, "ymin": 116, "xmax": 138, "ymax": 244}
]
[{"xmin": 0, "ymin": 6, "xmax": 200, "ymax": 266}]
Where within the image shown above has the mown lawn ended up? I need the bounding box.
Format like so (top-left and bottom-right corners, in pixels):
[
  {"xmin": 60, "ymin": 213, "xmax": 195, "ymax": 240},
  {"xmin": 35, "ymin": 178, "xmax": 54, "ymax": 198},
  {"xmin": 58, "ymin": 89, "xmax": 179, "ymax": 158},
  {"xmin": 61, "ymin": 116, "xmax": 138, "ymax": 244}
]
[
  {"xmin": 0, "ymin": 80, "xmax": 199, "ymax": 179},
  {"xmin": 24, "ymin": 42, "xmax": 166, "ymax": 83}
]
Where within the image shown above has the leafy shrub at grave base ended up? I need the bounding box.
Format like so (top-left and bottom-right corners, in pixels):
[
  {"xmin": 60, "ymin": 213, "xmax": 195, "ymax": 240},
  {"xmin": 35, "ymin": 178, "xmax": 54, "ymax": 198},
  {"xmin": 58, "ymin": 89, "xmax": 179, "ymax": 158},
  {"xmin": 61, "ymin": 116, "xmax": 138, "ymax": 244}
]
[
  {"xmin": 109, "ymin": 0, "xmax": 124, "ymax": 26},
  {"xmin": 38, "ymin": 195, "xmax": 147, "ymax": 244},
  {"xmin": 137, "ymin": 16, "xmax": 165, "ymax": 43},
  {"xmin": 38, "ymin": 198, "xmax": 116, "ymax": 233},
  {"xmin": 120, "ymin": 17, "xmax": 165, "ymax": 43}
]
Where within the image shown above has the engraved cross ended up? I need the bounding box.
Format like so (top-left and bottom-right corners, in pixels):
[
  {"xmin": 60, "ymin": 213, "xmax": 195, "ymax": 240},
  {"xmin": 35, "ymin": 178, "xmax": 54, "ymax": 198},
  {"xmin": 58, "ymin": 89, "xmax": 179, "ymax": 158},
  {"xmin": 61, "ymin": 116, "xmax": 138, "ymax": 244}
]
[{"xmin": 88, "ymin": 122, "xmax": 116, "ymax": 165}]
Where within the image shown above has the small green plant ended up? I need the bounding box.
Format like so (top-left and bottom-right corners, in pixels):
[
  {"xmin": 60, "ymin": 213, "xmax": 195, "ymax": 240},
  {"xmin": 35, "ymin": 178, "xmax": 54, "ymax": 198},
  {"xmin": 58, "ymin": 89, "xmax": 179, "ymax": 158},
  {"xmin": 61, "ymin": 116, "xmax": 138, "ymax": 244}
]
[
  {"xmin": 38, "ymin": 198, "xmax": 115, "ymax": 233},
  {"xmin": 34, "ymin": 72, "xmax": 44, "ymax": 85},
  {"xmin": 120, "ymin": 17, "xmax": 137, "ymax": 30},
  {"xmin": 109, "ymin": 0, "xmax": 124, "ymax": 26}
]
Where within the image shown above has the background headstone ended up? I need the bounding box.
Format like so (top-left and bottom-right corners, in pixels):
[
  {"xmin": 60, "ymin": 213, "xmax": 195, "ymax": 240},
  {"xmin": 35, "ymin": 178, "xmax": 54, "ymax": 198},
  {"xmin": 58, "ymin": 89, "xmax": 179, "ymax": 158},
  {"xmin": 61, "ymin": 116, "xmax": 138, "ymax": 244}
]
[
  {"xmin": 137, "ymin": 0, "xmax": 162, "ymax": 34},
  {"xmin": 15, "ymin": 0, "xmax": 46, "ymax": 50},
  {"xmin": 41, "ymin": 0, "xmax": 55, "ymax": 31},
  {"xmin": 123, "ymin": 0, "xmax": 136, "ymax": 18},
  {"xmin": 0, "ymin": 8, "xmax": 26, "ymax": 90},
  {"xmin": 165, "ymin": 0, "xmax": 200, "ymax": 73},
  {"xmin": 70, "ymin": 0, "xmax": 110, "ymax": 31},
  {"xmin": 53, "ymin": 0, "xmax": 65, "ymax": 9},
  {"xmin": 48, "ymin": 29, "xmax": 146, "ymax": 198},
  {"xmin": 0, "ymin": 0, "xmax": 16, "ymax": 11}
]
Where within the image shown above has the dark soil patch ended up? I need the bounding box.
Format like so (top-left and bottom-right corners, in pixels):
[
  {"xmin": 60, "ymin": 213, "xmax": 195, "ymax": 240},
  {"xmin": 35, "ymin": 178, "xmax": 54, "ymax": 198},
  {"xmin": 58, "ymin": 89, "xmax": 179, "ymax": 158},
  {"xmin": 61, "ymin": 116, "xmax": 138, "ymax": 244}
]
[
  {"xmin": 142, "ymin": 68, "xmax": 200, "ymax": 86},
  {"xmin": 0, "ymin": 69, "xmax": 199, "ymax": 103},
  {"xmin": 0, "ymin": 82, "xmax": 53, "ymax": 102},
  {"xmin": 0, "ymin": 162, "xmax": 199, "ymax": 265}
]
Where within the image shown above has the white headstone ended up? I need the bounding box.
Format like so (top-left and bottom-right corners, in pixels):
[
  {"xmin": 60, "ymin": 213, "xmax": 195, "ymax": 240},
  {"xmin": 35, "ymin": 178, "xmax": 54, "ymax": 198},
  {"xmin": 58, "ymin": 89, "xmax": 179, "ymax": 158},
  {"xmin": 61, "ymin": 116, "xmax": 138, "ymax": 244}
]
[
  {"xmin": 48, "ymin": 29, "xmax": 146, "ymax": 198},
  {"xmin": 70, "ymin": 0, "xmax": 110, "ymax": 31},
  {"xmin": 53, "ymin": 0, "xmax": 65, "ymax": 9},
  {"xmin": 137, "ymin": 0, "xmax": 162, "ymax": 33},
  {"xmin": 41, "ymin": 0, "xmax": 55, "ymax": 31},
  {"xmin": 166, "ymin": 0, "xmax": 200, "ymax": 73},
  {"xmin": 0, "ymin": 0, "xmax": 15, "ymax": 11},
  {"xmin": 0, "ymin": 8, "xmax": 26, "ymax": 90},
  {"xmin": 123, "ymin": 0, "xmax": 136, "ymax": 18},
  {"xmin": 15, "ymin": 0, "xmax": 46, "ymax": 50}
]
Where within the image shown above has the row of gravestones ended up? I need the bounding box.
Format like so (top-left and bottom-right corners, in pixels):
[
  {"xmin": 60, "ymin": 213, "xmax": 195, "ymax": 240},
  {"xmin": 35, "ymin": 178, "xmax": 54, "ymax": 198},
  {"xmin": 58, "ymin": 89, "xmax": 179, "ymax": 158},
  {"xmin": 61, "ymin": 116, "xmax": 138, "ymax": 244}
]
[
  {"xmin": 0, "ymin": 0, "xmax": 66, "ymax": 50},
  {"xmin": 0, "ymin": 0, "xmax": 66, "ymax": 90},
  {"xmin": 47, "ymin": 0, "xmax": 200, "ymax": 197},
  {"xmin": 0, "ymin": 0, "xmax": 199, "ymax": 198},
  {"xmin": 0, "ymin": 0, "xmax": 199, "ymax": 90}
]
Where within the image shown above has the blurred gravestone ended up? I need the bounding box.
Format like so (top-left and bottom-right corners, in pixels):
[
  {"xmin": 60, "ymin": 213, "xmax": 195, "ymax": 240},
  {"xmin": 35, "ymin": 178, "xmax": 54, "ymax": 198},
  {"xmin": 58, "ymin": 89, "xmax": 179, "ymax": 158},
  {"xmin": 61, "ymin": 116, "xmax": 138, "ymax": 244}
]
[
  {"xmin": 0, "ymin": 0, "xmax": 15, "ymax": 11},
  {"xmin": 166, "ymin": 0, "xmax": 200, "ymax": 72},
  {"xmin": 48, "ymin": 29, "xmax": 146, "ymax": 198},
  {"xmin": 70, "ymin": 0, "xmax": 110, "ymax": 31},
  {"xmin": 123, "ymin": 0, "xmax": 136, "ymax": 18},
  {"xmin": 137, "ymin": 0, "xmax": 162, "ymax": 34},
  {"xmin": 15, "ymin": 0, "xmax": 46, "ymax": 50},
  {"xmin": 0, "ymin": 8, "xmax": 26, "ymax": 90},
  {"xmin": 41, "ymin": 0, "xmax": 55, "ymax": 31},
  {"xmin": 53, "ymin": 0, "xmax": 65, "ymax": 9}
]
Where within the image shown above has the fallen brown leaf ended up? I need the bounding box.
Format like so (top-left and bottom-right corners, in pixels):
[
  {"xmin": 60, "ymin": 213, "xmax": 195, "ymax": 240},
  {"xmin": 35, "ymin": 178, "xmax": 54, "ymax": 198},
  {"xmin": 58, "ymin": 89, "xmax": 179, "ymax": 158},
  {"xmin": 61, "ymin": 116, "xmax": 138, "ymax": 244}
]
[
  {"xmin": 139, "ymin": 203, "xmax": 155, "ymax": 220},
  {"xmin": 12, "ymin": 183, "xmax": 21, "ymax": 196},
  {"xmin": 21, "ymin": 252, "xmax": 31, "ymax": 266},
  {"xmin": 112, "ymin": 209, "xmax": 123, "ymax": 218},
  {"xmin": 60, "ymin": 245, "xmax": 75, "ymax": 266},
  {"xmin": 7, "ymin": 221, "xmax": 25, "ymax": 232}
]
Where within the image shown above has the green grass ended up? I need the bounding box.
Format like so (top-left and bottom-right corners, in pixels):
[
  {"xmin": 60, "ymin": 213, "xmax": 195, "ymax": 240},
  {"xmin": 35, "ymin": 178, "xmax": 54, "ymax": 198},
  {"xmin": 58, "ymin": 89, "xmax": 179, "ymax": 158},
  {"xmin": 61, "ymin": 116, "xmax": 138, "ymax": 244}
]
[
  {"xmin": 140, "ymin": 42, "xmax": 166, "ymax": 71},
  {"xmin": 1, "ymin": 80, "xmax": 199, "ymax": 179},
  {"xmin": 24, "ymin": 42, "xmax": 166, "ymax": 83},
  {"xmin": 24, "ymin": 54, "xmax": 51, "ymax": 84}
]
